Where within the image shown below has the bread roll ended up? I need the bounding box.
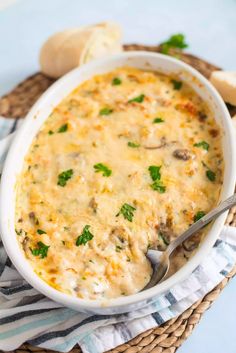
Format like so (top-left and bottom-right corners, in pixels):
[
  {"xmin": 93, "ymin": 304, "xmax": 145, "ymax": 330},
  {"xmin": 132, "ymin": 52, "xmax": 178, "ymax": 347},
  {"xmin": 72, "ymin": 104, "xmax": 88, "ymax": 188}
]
[
  {"xmin": 40, "ymin": 22, "xmax": 122, "ymax": 78},
  {"xmin": 210, "ymin": 71, "xmax": 236, "ymax": 106}
]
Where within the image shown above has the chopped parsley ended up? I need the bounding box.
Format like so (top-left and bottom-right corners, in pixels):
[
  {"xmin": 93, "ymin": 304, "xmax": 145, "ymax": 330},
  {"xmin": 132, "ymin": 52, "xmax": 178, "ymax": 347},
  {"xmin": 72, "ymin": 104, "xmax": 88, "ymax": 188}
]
[
  {"xmin": 99, "ymin": 107, "xmax": 113, "ymax": 115},
  {"xmin": 194, "ymin": 211, "xmax": 206, "ymax": 222},
  {"xmin": 202, "ymin": 161, "xmax": 216, "ymax": 181},
  {"xmin": 76, "ymin": 225, "xmax": 94, "ymax": 246},
  {"xmin": 194, "ymin": 141, "xmax": 209, "ymax": 151},
  {"xmin": 160, "ymin": 33, "xmax": 188, "ymax": 54},
  {"xmin": 148, "ymin": 165, "xmax": 161, "ymax": 181},
  {"xmin": 15, "ymin": 228, "xmax": 27, "ymax": 236},
  {"xmin": 57, "ymin": 169, "xmax": 73, "ymax": 187},
  {"xmin": 153, "ymin": 117, "xmax": 164, "ymax": 123},
  {"xmin": 116, "ymin": 203, "xmax": 136, "ymax": 222},
  {"xmin": 158, "ymin": 232, "xmax": 170, "ymax": 246},
  {"xmin": 28, "ymin": 212, "xmax": 37, "ymax": 223},
  {"xmin": 127, "ymin": 141, "xmax": 140, "ymax": 148},
  {"xmin": 171, "ymin": 80, "xmax": 182, "ymax": 90},
  {"xmin": 48, "ymin": 130, "xmax": 54, "ymax": 135},
  {"xmin": 15, "ymin": 229, "xmax": 21, "ymax": 236},
  {"xmin": 128, "ymin": 94, "xmax": 145, "ymax": 103},
  {"xmin": 148, "ymin": 165, "xmax": 166, "ymax": 193},
  {"xmin": 115, "ymin": 245, "xmax": 123, "ymax": 252},
  {"xmin": 201, "ymin": 160, "xmax": 210, "ymax": 169},
  {"xmin": 93, "ymin": 163, "xmax": 112, "ymax": 177},
  {"xmin": 206, "ymin": 169, "xmax": 216, "ymax": 181},
  {"xmin": 112, "ymin": 77, "xmax": 122, "ymax": 85},
  {"xmin": 37, "ymin": 229, "xmax": 46, "ymax": 235},
  {"xmin": 30, "ymin": 241, "xmax": 50, "ymax": 259},
  {"xmin": 150, "ymin": 181, "xmax": 166, "ymax": 193},
  {"xmin": 58, "ymin": 123, "xmax": 68, "ymax": 133}
]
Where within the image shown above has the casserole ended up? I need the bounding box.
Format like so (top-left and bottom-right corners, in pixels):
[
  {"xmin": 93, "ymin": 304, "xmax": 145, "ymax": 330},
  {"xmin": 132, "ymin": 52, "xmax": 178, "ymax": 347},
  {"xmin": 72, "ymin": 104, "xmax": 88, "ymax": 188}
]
[
  {"xmin": 0, "ymin": 52, "xmax": 235, "ymax": 314},
  {"xmin": 14, "ymin": 67, "xmax": 224, "ymax": 299}
]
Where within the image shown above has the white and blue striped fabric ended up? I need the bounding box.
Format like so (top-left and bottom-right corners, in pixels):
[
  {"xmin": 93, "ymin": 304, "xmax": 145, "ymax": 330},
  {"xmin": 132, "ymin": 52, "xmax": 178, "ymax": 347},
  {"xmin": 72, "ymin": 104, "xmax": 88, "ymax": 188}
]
[{"xmin": 0, "ymin": 116, "xmax": 236, "ymax": 353}]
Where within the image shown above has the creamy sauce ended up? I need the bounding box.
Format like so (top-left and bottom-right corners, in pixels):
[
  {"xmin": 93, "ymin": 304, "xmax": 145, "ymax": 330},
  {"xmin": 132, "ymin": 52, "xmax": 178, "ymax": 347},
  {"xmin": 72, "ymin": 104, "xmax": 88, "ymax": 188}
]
[{"xmin": 15, "ymin": 67, "xmax": 223, "ymax": 299}]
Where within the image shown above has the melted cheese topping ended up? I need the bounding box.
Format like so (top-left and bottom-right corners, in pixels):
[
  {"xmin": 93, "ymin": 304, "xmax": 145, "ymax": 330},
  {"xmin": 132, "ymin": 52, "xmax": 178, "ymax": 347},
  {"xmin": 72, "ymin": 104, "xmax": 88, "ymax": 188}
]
[{"xmin": 15, "ymin": 67, "xmax": 223, "ymax": 299}]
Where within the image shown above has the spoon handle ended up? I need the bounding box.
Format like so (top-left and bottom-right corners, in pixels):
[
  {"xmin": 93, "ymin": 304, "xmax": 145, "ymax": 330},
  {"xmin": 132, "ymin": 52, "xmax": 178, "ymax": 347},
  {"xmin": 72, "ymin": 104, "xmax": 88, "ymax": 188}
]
[{"xmin": 166, "ymin": 194, "xmax": 236, "ymax": 256}]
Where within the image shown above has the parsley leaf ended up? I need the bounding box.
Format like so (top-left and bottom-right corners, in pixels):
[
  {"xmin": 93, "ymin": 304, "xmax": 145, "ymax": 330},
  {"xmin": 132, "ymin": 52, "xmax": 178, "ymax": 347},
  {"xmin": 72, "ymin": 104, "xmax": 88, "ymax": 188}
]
[
  {"xmin": 15, "ymin": 228, "xmax": 27, "ymax": 236},
  {"xmin": 171, "ymin": 80, "xmax": 182, "ymax": 90},
  {"xmin": 153, "ymin": 117, "xmax": 164, "ymax": 123},
  {"xmin": 99, "ymin": 107, "xmax": 113, "ymax": 115},
  {"xmin": 37, "ymin": 229, "xmax": 46, "ymax": 235},
  {"xmin": 150, "ymin": 181, "xmax": 166, "ymax": 193},
  {"xmin": 194, "ymin": 141, "xmax": 209, "ymax": 151},
  {"xmin": 206, "ymin": 169, "xmax": 216, "ymax": 181},
  {"xmin": 160, "ymin": 33, "xmax": 188, "ymax": 54},
  {"xmin": 202, "ymin": 161, "xmax": 216, "ymax": 181},
  {"xmin": 127, "ymin": 141, "xmax": 140, "ymax": 148},
  {"xmin": 128, "ymin": 94, "xmax": 145, "ymax": 103},
  {"xmin": 201, "ymin": 160, "xmax": 210, "ymax": 169},
  {"xmin": 148, "ymin": 165, "xmax": 161, "ymax": 181},
  {"xmin": 48, "ymin": 130, "xmax": 54, "ymax": 135},
  {"xmin": 94, "ymin": 163, "xmax": 112, "ymax": 177},
  {"xmin": 57, "ymin": 169, "xmax": 73, "ymax": 187},
  {"xmin": 116, "ymin": 203, "xmax": 136, "ymax": 222},
  {"xmin": 148, "ymin": 165, "xmax": 166, "ymax": 192},
  {"xmin": 112, "ymin": 77, "xmax": 122, "ymax": 85},
  {"xmin": 76, "ymin": 225, "xmax": 94, "ymax": 246},
  {"xmin": 158, "ymin": 232, "xmax": 170, "ymax": 246},
  {"xmin": 115, "ymin": 245, "xmax": 123, "ymax": 252},
  {"xmin": 194, "ymin": 211, "xmax": 206, "ymax": 222},
  {"xmin": 58, "ymin": 123, "xmax": 68, "ymax": 133},
  {"xmin": 30, "ymin": 241, "xmax": 50, "ymax": 259}
]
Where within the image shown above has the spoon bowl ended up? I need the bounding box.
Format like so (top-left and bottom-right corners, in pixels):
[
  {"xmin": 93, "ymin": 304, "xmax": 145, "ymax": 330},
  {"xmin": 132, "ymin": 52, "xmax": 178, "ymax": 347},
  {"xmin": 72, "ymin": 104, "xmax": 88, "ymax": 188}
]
[{"xmin": 144, "ymin": 250, "xmax": 169, "ymax": 289}]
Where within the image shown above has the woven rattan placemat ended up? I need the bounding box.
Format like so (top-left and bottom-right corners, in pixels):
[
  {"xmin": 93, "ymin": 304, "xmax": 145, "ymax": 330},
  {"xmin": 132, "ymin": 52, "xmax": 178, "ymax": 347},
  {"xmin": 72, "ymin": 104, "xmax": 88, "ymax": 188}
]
[{"xmin": 0, "ymin": 44, "xmax": 235, "ymax": 353}]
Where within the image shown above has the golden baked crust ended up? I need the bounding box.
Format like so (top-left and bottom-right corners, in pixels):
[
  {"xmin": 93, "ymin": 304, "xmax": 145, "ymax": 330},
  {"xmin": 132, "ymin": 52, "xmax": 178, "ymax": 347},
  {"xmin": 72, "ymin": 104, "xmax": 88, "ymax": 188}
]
[{"xmin": 15, "ymin": 67, "xmax": 223, "ymax": 299}]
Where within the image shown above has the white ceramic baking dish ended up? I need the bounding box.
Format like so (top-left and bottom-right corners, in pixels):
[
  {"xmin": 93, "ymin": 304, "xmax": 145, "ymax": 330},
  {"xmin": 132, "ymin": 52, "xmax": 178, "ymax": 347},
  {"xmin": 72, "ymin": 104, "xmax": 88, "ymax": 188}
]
[{"xmin": 0, "ymin": 52, "xmax": 235, "ymax": 314}]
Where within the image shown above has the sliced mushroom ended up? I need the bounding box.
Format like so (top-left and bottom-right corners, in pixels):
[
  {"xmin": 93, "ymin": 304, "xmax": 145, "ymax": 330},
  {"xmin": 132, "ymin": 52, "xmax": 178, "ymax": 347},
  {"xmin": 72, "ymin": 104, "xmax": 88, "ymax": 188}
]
[
  {"xmin": 198, "ymin": 112, "xmax": 208, "ymax": 122},
  {"xmin": 144, "ymin": 138, "xmax": 178, "ymax": 150},
  {"xmin": 159, "ymin": 222, "xmax": 175, "ymax": 240},
  {"xmin": 110, "ymin": 226, "xmax": 127, "ymax": 244},
  {"xmin": 89, "ymin": 197, "xmax": 98, "ymax": 213},
  {"xmin": 127, "ymin": 74, "xmax": 140, "ymax": 83},
  {"xmin": 29, "ymin": 212, "xmax": 35, "ymax": 219},
  {"xmin": 144, "ymin": 137, "xmax": 167, "ymax": 150},
  {"xmin": 209, "ymin": 128, "xmax": 219, "ymax": 138},
  {"xmin": 155, "ymin": 222, "xmax": 175, "ymax": 251},
  {"xmin": 182, "ymin": 233, "xmax": 200, "ymax": 252},
  {"xmin": 29, "ymin": 212, "xmax": 39, "ymax": 225},
  {"xmin": 22, "ymin": 236, "xmax": 31, "ymax": 258},
  {"xmin": 173, "ymin": 148, "xmax": 192, "ymax": 161}
]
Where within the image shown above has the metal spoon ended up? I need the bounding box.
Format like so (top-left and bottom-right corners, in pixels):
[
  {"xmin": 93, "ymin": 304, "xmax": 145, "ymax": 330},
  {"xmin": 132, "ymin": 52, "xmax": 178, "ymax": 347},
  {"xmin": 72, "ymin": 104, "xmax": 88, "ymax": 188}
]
[{"xmin": 144, "ymin": 193, "xmax": 236, "ymax": 290}]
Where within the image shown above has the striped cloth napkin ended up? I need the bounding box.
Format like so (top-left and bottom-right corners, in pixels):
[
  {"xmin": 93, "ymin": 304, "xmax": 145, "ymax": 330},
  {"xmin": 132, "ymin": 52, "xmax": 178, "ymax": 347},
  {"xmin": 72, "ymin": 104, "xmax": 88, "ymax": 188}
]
[{"xmin": 0, "ymin": 116, "xmax": 236, "ymax": 353}]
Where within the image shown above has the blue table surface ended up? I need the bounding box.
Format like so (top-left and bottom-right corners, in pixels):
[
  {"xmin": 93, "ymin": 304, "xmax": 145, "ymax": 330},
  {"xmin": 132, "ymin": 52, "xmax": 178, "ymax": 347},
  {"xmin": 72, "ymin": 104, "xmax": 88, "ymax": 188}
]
[{"xmin": 0, "ymin": 0, "xmax": 235, "ymax": 352}]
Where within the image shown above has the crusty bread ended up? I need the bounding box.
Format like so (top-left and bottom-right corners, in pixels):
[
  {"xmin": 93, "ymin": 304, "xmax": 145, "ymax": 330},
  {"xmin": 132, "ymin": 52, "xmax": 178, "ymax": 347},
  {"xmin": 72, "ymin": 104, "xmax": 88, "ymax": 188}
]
[
  {"xmin": 40, "ymin": 22, "xmax": 122, "ymax": 78},
  {"xmin": 210, "ymin": 71, "xmax": 236, "ymax": 106}
]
